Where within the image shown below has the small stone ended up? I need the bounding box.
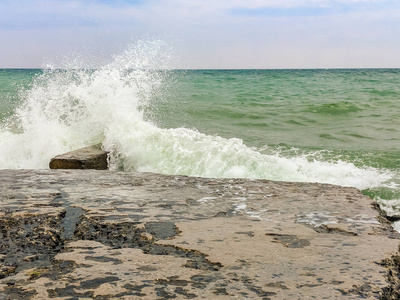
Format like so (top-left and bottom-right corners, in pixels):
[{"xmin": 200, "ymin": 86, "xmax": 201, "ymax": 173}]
[{"xmin": 140, "ymin": 232, "xmax": 154, "ymax": 241}]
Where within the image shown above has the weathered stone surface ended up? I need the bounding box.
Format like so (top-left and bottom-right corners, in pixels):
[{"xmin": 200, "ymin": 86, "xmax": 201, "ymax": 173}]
[
  {"xmin": 0, "ymin": 169, "xmax": 399, "ymax": 299},
  {"xmin": 49, "ymin": 144, "xmax": 108, "ymax": 170}
]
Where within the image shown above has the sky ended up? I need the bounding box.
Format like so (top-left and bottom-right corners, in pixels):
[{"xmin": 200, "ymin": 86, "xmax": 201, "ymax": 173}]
[{"xmin": 1, "ymin": 0, "xmax": 400, "ymax": 69}]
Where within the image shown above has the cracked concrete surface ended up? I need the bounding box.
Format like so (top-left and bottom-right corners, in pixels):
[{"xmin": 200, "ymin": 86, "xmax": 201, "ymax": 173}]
[{"xmin": 0, "ymin": 169, "xmax": 399, "ymax": 299}]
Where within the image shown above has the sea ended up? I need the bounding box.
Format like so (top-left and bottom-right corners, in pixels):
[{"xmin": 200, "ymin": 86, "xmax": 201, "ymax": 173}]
[{"xmin": 0, "ymin": 42, "xmax": 399, "ymax": 228}]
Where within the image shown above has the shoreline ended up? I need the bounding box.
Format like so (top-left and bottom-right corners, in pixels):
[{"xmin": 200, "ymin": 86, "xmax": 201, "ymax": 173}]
[{"xmin": 1, "ymin": 169, "xmax": 399, "ymax": 299}]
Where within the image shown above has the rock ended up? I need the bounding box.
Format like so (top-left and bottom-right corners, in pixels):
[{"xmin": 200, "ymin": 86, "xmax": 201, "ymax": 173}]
[
  {"xmin": 0, "ymin": 169, "xmax": 399, "ymax": 299},
  {"xmin": 49, "ymin": 144, "xmax": 108, "ymax": 170},
  {"xmin": 377, "ymin": 199, "xmax": 400, "ymax": 221}
]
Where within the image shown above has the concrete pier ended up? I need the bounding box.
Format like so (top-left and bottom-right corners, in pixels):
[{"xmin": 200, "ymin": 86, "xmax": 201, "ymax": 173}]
[{"xmin": 0, "ymin": 169, "xmax": 399, "ymax": 299}]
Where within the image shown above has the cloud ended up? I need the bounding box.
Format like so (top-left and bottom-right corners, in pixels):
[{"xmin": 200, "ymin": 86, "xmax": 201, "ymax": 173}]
[
  {"xmin": 229, "ymin": 0, "xmax": 399, "ymax": 17},
  {"xmin": 0, "ymin": 0, "xmax": 144, "ymax": 29},
  {"xmin": 1, "ymin": 0, "xmax": 397, "ymax": 30}
]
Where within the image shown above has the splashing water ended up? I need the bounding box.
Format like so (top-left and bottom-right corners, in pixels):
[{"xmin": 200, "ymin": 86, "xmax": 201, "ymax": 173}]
[
  {"xmin": 0, "ymin": 40, "xmax": 397, "ymax": 196},
  {"xmin": 0, "ymin": 40, "xmax": 172, "ymax": 169}
]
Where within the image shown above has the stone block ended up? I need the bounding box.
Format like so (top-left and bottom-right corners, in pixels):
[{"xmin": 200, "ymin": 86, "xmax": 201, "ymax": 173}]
[{"xmin": 49, "ymin": 144, "xmax": 108, "ymax": 170}]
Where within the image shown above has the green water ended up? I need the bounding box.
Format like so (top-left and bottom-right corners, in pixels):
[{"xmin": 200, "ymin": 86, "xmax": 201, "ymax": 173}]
[
  {"xmin": 171, "ymin": 70, "xmax": 400, "ymax": 150},
  {"xmin": 0, "ymin": 69, "xmax": 38, "ymax": 120},
  {"xmin": 152, "ymin": 69, "xmax": 400, "ymax": 171}
]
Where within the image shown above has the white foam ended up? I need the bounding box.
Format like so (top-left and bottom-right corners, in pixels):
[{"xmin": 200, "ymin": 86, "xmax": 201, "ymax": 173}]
[
  {"xmin": 197, "ymin": 197, "xmax": 218, "ymax": 203},
  {"xmin": 392, "ymin": 221, "xmax": 400, "ymax": 232},
  {"xmin": 377, "ymin": 198, "xmax": 400, "ymax": 219},
  {"xmin": 110, "ymin": 125, "xmax": 391, "ymax": 190},
  {"xmin": 297, "ymin": 212, "xmax": 338, "ymax": 226},
  {"xmin": 233, "ymin": 203, "xmax": 247, "ymax": 212}
]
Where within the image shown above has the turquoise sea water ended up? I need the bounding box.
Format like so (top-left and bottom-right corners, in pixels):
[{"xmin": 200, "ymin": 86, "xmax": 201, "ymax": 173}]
[{"xmin": 0, "ymin": 49, "xmax": 399, "ymax": 224}]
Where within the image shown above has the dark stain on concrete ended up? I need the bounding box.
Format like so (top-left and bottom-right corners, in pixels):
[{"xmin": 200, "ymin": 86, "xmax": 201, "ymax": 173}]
[
  {"xmin": 379, "ymin": 254, "xmax": 400, "ymax": 300},
  {"xmin": 145, "ymin": 221, "xmax": 179, "ymax": 240},
  {"xmin": 61, "ymin": 206, "xmax": 85, "ymax": 239},
  {"xmin": 265, "ymin": 282, "xmax": 288, "ymax": 290},
  {"xmin": 80, "ymin": 276, "xmax": 120, "ymax": 289},
  {"xmin": 266, "ymin": 233, "xmax": 311, "ymax": 248},
  {"xmin": 241, "ymin": 275, "xmax": 277, "ymax": 299},
  {"xmin": 84, "ymin": 256, "xmax": 123, "ymax": 264},
  {"xmin": 0, "ymin": 212, "xmax": 64, "ymax": 278},
  {"xmin": 137, "ymin": 265, "xmax": 158, "ymax": 272},
  {"xmin": 236, "ymin": 231, "xmax": 255, "ymax": 237},
  {"xmin": 156, "ymin": 276, "xmax": 190, "ymax": 287},
  {"xmin": 314, "ymin": 224, "xmax": 358, "ymax": 236},
  {"xmin": 121, "ymin": 283, "xmax": 149, "ymax": 297},
  {"xmin": 2, "ymin": 287, "xmax": 36, "ymax": 299},
  {"xmin": 47, "ymin": 285, "xmax": 91, "ymax": 298}
]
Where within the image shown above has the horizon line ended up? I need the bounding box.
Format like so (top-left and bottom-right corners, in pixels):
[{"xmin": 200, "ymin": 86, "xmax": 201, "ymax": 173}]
[{"xmin": 1, "ymin": 67, "xmax": 400, "ymax": 71}]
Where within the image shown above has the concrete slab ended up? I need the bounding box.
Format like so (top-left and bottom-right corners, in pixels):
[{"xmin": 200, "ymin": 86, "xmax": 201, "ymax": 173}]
[{"xmin": 0, "ymin": 169, "xmax": 399, "ymax": 299}]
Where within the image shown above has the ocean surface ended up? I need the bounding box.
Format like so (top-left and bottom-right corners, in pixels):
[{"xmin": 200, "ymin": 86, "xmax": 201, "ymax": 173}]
[{"xmin": 0, "ymin": 44, "xmax": 399, "ymax": 227}]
